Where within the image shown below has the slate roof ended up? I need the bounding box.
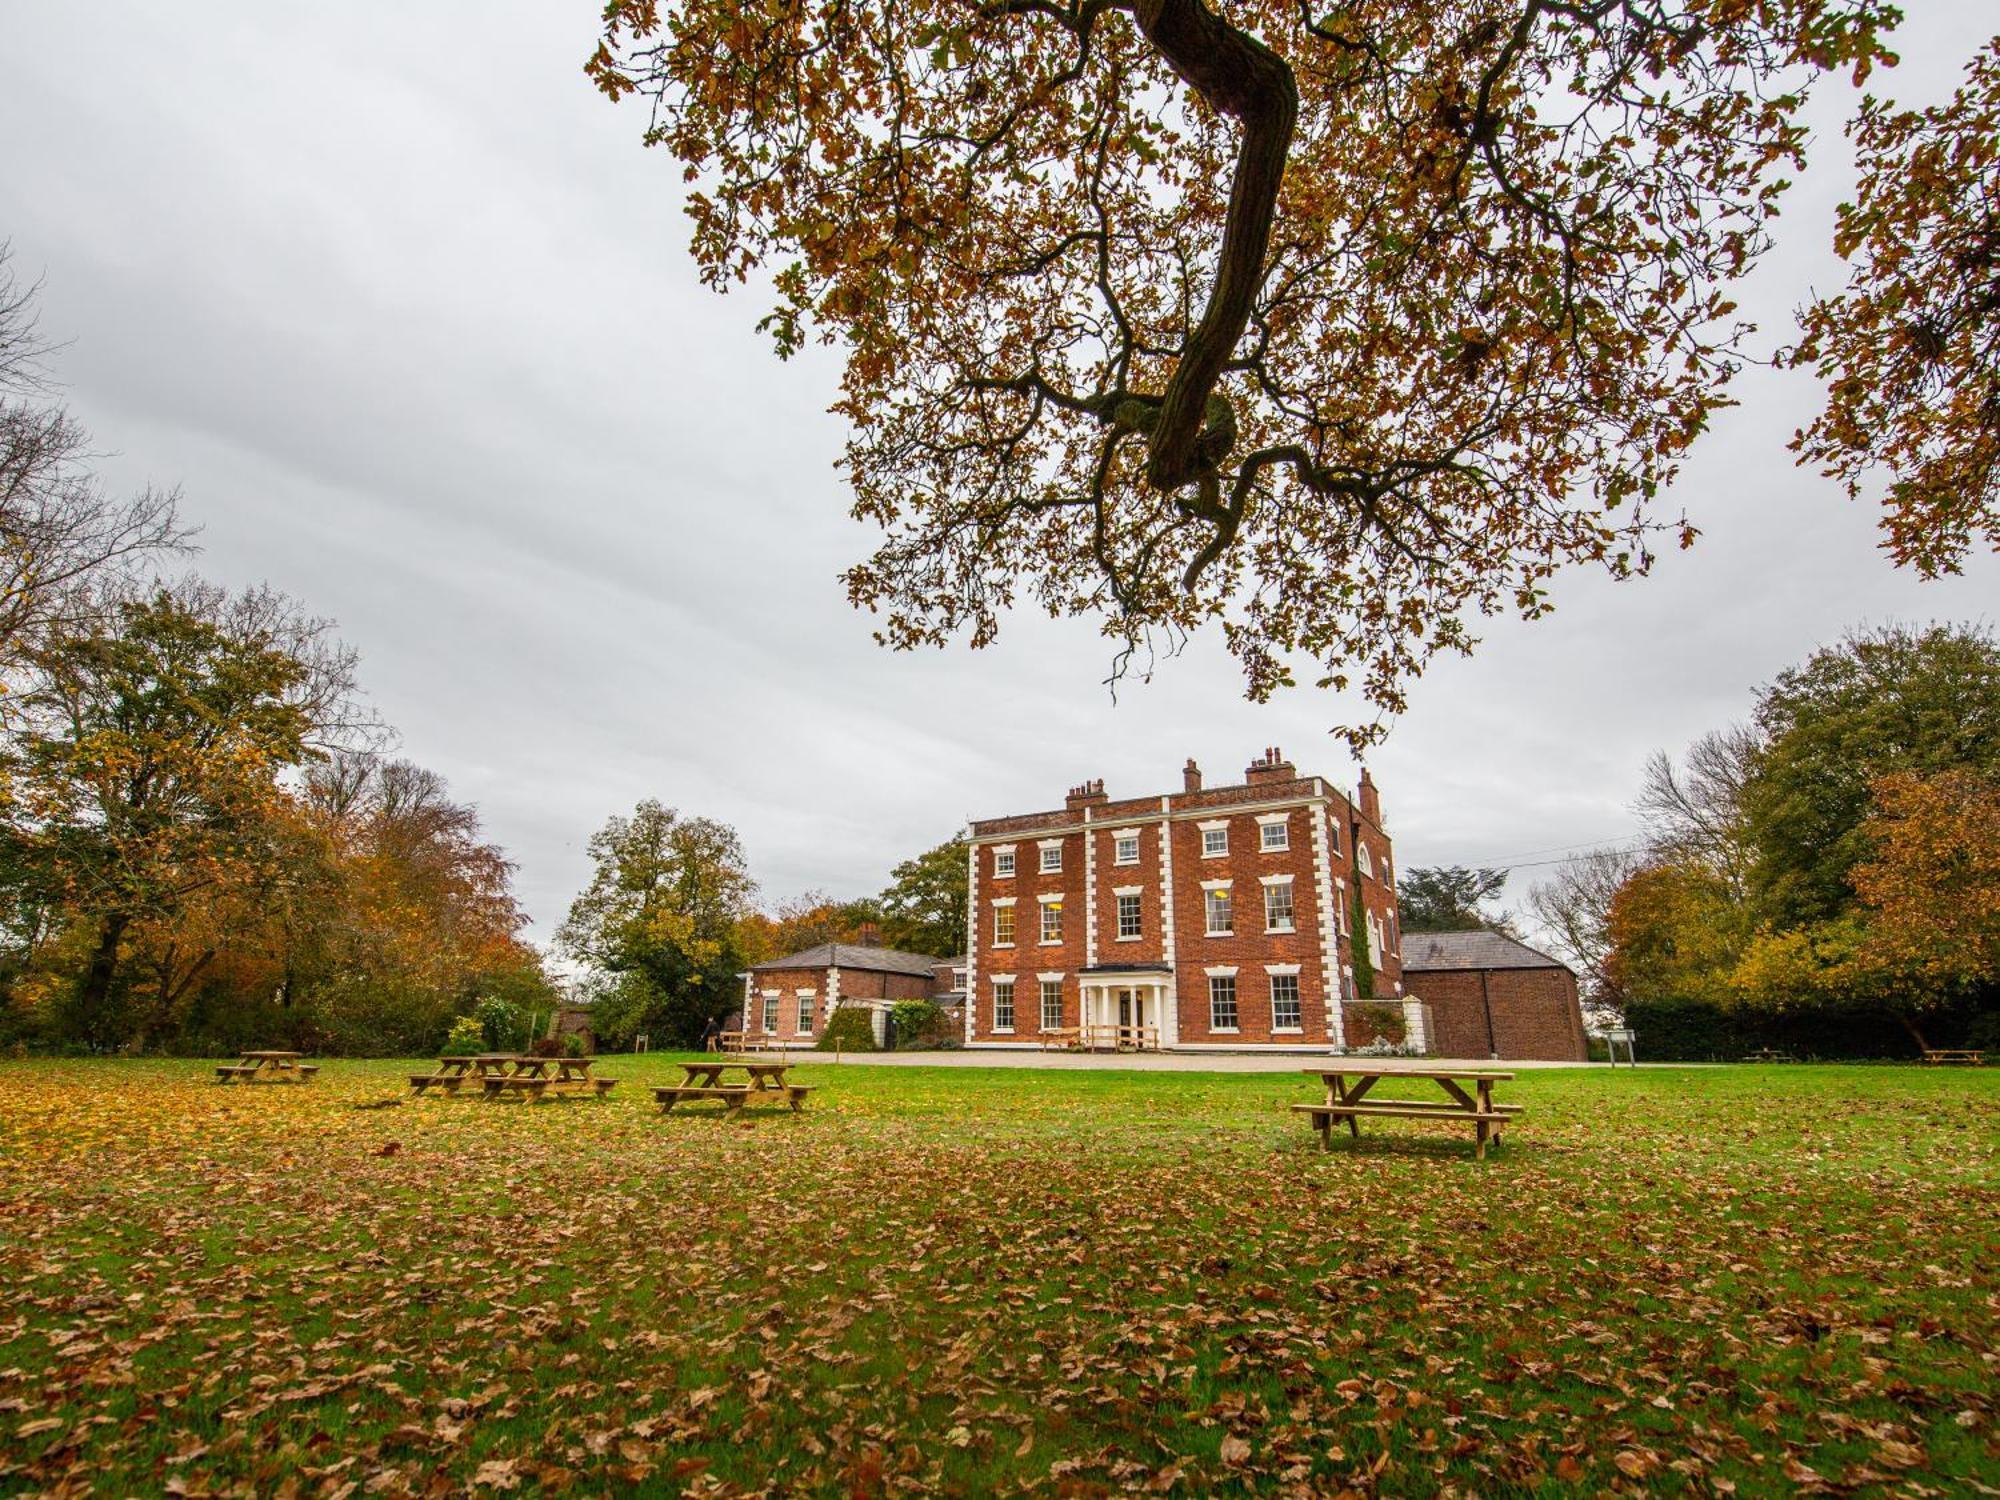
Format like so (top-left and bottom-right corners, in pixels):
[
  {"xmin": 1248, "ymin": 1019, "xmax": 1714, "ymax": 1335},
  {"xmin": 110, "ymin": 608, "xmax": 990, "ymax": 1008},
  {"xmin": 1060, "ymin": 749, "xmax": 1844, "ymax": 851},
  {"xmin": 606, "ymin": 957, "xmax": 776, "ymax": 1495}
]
[
  {"xmin": 1399, "ymin": 929, "xmax": 1572, "ymax": 974},
  {"xmin": 749, "ymin": 942, "xmax": 946, "ymax": 977}
]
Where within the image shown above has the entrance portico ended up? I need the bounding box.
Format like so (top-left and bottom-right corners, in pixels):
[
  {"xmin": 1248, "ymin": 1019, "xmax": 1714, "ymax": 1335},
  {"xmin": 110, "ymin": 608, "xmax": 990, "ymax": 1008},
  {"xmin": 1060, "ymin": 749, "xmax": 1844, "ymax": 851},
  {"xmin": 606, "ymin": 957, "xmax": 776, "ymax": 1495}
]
[{"xmin": 1077, "ymin": 964, "xmax": 1175, "ymax": 1050}]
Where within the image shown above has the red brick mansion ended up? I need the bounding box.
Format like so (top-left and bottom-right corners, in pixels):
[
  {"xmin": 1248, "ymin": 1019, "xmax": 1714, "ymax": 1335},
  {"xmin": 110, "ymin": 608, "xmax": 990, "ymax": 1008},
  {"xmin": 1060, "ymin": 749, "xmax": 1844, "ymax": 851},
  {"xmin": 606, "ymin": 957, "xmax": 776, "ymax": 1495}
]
[{"xmin": 965, "ymin": 749, "xmax": 1411, "ymax": 1051}]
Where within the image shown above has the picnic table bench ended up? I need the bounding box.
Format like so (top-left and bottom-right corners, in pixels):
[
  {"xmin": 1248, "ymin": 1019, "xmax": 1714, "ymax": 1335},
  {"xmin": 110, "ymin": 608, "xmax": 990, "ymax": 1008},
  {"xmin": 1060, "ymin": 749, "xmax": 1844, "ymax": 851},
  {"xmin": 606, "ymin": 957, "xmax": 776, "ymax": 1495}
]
[
  {"xmin": 1920, "ymin": 1048, "xmax": 1985, "ymax": 1065},
  {"xmin": 655, "ymin": 1061, "xmax": 814, "ymax": 1113},
  {"xmin": 215, "ymin": 1051, "xmax": 319, "ymax": 1084},
  {"xmin": 1039, "ymin": 1028, "xmax": 1082, "ymax": 1051},
  {"xmin": 1294, "ymin": 1067, "xmax": 1521, "ymax": 1160},
  {"xmin": 1744, "ymin": 1047, "xmax": 1799, "ymax": 1063}
]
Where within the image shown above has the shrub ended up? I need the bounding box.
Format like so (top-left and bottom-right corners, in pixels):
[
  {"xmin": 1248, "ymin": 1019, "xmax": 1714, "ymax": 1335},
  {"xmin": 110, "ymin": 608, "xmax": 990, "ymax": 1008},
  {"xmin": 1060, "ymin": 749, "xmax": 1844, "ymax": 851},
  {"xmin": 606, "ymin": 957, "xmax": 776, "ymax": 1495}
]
[
  {"xmin": 816, "ymin": 1006, "xmax": 877, "ymax": 1052},
  {"xmin": 473, "ymin": 995, "xmax": 527, "ymax": 1052},
  {"xmin": 889, "ymin": 998, "xmax": 954, "ymax": 1050},
  {"xmin": 441, "ymin": 1017, "xmax": 485, "ymax": 1056}
]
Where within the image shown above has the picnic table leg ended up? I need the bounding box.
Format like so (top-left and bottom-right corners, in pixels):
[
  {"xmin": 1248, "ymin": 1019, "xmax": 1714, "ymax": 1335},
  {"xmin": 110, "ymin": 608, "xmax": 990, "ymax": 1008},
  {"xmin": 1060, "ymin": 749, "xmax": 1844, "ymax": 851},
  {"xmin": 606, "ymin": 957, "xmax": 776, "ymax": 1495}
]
[
  {"xmin": 1476, "ymin": 1118, "xmax": 1490, "ymax": 1161},
  {"xmin": 1336, "ymin": 1077, "xmax": 1362, "ymax": 1140}
]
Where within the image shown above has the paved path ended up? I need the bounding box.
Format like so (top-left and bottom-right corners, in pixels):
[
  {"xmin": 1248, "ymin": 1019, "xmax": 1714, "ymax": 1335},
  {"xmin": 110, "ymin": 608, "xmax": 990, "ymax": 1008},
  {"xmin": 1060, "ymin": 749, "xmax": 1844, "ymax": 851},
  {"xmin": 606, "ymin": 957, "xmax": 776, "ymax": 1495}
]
[{"xmin": 750, "ymin": 1049, "xmax": 1627, "ymax": 1073}]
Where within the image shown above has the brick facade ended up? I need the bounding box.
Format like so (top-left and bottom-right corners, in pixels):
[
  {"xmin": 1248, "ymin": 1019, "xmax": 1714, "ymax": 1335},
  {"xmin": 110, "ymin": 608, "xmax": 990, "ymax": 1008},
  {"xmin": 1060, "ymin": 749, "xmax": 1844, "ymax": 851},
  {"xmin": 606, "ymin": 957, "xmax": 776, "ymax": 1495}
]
[{"xmin": 966, "ymin": 750, "xmax": 1408, "ymax": 1050}]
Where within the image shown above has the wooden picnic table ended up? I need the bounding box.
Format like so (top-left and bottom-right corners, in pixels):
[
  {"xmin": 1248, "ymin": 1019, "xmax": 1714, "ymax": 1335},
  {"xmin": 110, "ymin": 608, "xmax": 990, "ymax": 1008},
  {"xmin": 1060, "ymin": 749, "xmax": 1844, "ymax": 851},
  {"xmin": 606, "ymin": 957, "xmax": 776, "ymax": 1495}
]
[
  {"xmin": 678, "ymin": 1059, "xmax": 795, "ymax": 1090},
  {"xmin": 655, "ymin": 1060, "xmax": 814, "ymax": 1114},
  {"xmin": 1920, "ymin": 1048, "xmax": 1985, "ymax": 1066},
  {"xmin": 1294, "ymin": 1066, "xmax": 1521, "ymax": 1160},
  {"xmin": 215, "ymin": 1051, "xmax": 318, "ymax": 1084},
  {"xmin": 410, "ymin": 1053, "xmax": 617, "ymax": 1100}
]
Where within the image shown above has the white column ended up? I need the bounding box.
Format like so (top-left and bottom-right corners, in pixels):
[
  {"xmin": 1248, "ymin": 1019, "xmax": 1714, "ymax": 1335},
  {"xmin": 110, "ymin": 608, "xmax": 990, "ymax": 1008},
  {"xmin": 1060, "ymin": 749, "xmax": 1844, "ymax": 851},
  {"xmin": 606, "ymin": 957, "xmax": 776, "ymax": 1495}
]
[
  {"xmin": 964, "ymin": 840, "xmax": 979, "ymax": 1046},
  {"xmin": 1312, "ymin": 804, "xmax": 1346, "ymax": 1051}
]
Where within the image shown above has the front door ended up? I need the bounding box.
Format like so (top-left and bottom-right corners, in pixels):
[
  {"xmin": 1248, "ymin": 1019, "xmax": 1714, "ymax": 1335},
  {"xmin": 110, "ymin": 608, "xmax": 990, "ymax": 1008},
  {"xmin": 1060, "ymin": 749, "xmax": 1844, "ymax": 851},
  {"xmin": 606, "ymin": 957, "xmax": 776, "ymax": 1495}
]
[{"xmin": 1117, "ymin": 989, "xmax": 1142, "ymax": 1029}]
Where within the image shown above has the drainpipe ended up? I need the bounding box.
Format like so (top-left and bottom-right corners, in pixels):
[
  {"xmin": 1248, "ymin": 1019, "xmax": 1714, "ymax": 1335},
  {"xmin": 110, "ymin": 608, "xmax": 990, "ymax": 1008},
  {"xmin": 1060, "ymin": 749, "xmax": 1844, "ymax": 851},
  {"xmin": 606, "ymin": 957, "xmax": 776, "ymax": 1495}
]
[{"xmin": 1480, "ymin": 970, "xmax": 1498, "ymax": 1060}]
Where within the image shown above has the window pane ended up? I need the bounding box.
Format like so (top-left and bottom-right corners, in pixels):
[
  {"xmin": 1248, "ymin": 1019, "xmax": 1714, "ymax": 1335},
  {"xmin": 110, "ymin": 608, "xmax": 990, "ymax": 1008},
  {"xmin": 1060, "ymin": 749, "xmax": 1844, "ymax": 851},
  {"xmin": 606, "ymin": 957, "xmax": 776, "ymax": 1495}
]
[
  {"xmin": 1041, "ymin": 901, "xmax": 1062, "ymax": 942},
  {"xmin": 1041, "ymin": 846, "xmax": 1062, "ymax": 872},
  {"xmin": 797, "ymin": 995, "xmax": 814, "ymax": 1032},
  {"xmin": 1261, "ymin": 822, "xmax": 1287, "ymax": 850},
  {"xmin": 1205, "ymin": 889, "xmax": 1232, "ymax": 933},
  {"xmin": 994, "ymin": 981, "xmax": 1014, "ymax": 1030},
  {"xmin": 1265, "ymin": 882, "xmax": 1294, "ymax": 930},
  {"xmin": 1202, "ymin": 828, "xmax": 1227, "ymax": 856},
  {"xmin": 995, "ymin": 906, "xmax": 1015, "ymax": 944},
  {"xmin": 1117, "ymin": 893, "xmax": 1142, "ymax": 938},
  {"xmin": 1208, "ymin": 975, "xmax": 1238, "ymax": 1030},
  {"xmin": 1040, "ymin": 981, "xmax": 1062, "ymax": 1030},
  {"xmin": 1271, "ymin": 974, "xmax": 1300, "ymax": 1029},
  {"xmin": 995, "ymin": 850, "xmax": 1014, "ymax": 876},
  {"xmin": 1115, "ymin": 835, "xmax": 1138, "ymax": 864},
  {"xmin": 763, "ymin": 995, "xmax": 778, "ymax": 1032}
]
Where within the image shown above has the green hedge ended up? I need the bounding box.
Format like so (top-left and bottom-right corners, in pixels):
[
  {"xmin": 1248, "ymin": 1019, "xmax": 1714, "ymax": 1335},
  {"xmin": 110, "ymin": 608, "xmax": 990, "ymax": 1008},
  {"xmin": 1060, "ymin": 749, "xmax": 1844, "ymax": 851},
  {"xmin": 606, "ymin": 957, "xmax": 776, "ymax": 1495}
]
[{"xmin": 1619, "ymin": 993, "xmax": 1996, "ymax": 1061}]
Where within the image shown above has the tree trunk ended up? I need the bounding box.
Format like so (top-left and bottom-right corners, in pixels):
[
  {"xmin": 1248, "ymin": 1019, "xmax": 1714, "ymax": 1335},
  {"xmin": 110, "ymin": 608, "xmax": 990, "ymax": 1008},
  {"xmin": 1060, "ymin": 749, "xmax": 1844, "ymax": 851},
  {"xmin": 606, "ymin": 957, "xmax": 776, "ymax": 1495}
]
[
  {"xmin": 75, "ymin": 912, "xmax": 131, "ymax": 1045},
  {"xmin": 1893, "ymin": 1009, "xmax": 1931, "ymax": 1056}
]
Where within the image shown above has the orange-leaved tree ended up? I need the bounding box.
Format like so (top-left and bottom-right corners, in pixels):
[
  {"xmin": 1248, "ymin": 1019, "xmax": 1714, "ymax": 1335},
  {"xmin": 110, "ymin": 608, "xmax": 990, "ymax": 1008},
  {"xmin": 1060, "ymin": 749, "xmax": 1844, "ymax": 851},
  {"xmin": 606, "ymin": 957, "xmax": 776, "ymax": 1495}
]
[
  {"xmin": 1850, "ymin": 770, "xmax": 2000, "ymax": 991},
  {"xmin": 586, "ymin": 0, "xmax": 1980, "ymax": 740},
  {"xmin": 1792, "ymin": 39, "xmax": 2000, "ymax": 578}
]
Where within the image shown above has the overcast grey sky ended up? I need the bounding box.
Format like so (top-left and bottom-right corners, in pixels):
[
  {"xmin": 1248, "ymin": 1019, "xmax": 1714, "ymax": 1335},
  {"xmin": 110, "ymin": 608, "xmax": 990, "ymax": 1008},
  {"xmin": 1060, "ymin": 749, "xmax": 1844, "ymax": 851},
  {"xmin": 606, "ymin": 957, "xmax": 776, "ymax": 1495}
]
[{"xmin": 2, "ymin": 3, "xmax": 1994, "ymax": 945}]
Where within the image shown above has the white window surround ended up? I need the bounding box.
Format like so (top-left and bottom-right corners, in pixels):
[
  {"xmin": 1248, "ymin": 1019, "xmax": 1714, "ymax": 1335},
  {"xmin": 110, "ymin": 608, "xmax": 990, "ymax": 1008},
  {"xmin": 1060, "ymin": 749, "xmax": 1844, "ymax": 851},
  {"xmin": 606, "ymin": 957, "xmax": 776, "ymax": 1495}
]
[
  {"xmin": 1200, "ymin": 878, "xmax": 1233, "ymax": 891},
  {"xmin": 1037, "ymin": 892, "xmax": 1063, "ymax": 903},
  {"xmin": 1110, "ymin": 828, "xmax": 1141, "ymax": 865},
  {"xmin": 989, "ymin": 972, "xmax": 1016, "ymax": 983},
  {"xmin": 1113, "ymin": 884, "xmax": 1143, "ymax": 896},
  {"xmin": 793, "ymin": 988, "xmax": 818, "ymax": 996},
  {"xmin": 1201, "ymin": 827, "xmax": 1229, "ymax": 857},
  {"xmin": 1254, "ymin": 811, "xmax": 1291, "ymax": 825},
  {"xmin": 1040, "ymin": 847, "xmax": 1063, "ymax": 872},
  {"xmin": 991, "ymin": 896, "xmax": 1018, "ymax": 906},
  {"xmin": 1263, "ymin": 963, "xmax": 1302, "ymax": 975},
  {"xmin": 1258, "ymin": 873, "xmax": 1294, "ymax": 886},
  {"xmin": 1038, "ymin": 838, "xmax": 1065, "ymax": 848},
  {"xmin": 1204, "ymin": 965, "xmax": 1239, "ymax": 977},
  {"xmin": 1037, "ymin": 971, "xmax": 1065, "ymax": 982},
  {"xmin": 993, "ymin": 845, "xmax": 1016, "ymax": 876},
  {"xmin": 1196, "ymin": 819, "xmax": 1230, "ymax": 831},
  {"xmin": 759, "ymin": 988, "xmax": 780, "ymax": 998}
]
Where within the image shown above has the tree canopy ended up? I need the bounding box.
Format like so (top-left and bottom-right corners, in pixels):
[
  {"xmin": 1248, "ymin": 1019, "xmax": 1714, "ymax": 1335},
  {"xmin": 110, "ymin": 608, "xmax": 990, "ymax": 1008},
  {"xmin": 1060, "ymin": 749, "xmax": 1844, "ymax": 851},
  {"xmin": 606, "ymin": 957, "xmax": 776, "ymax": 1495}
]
[
  {"xmin": 1397, "ymin": 864, "xmax": 1514, "ymax": 934},
  {"xmin": 558, "ymin": 801, "xmax": 757, "ymax": 1047},
  {"xmin": 590, "ymin": 1, "xmax": 1990, "ymax": 740}
]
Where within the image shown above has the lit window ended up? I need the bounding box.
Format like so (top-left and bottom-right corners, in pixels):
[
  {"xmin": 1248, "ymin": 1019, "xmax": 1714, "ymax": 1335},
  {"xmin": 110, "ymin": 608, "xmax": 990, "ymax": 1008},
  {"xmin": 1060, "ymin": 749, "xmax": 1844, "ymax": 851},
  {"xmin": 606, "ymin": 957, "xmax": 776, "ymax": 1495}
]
[
  {"xmin": 993, "ymin": 979, "xmax": 1015, "ymax": 1032},
  {"xmin": 796, "ymin": 993, "xmax": 814, "ymax": 1033},
  {"xmin": 1114, "ymin": 833, "xmax": 1139, "ymax": 865},
  {"xmin": 762, "ymin": 993, "xmax": 779, "ymax": 1033},
  {"xmin": 1202, "ymin": 826, "xmax": 1228, "ymax": 857},
  {"xmin": 1270, "ymin": 974, "xmax": 1301, "ymax": 1030},
  {"xmin": 1117, "ymin": 893, "xmax": 1143, "ymax": 939},
  {"xmin": 1208, "ymin": 975, "xmax": 1238, "ymax": 1030},
  {"xmin": 1040, "ymin": 980, "xmax": 1062, "ymax": 1031},
  {"xmin": 1040, "ymin": 899, "xmax": 1063, "ymax": 943},
  {"xmin": 1261, "ymin": 820, "xmax": 1289, "ymax": 851},
  {"xmin": 994, "ymin": 905, "xmax": 1015, "ymax": 946},
  {"xmin": 1205, "ymin": 887, "xmax": 1232, "ymax": 936},
  {"xmin": 1040, "ymin": 844, "xmax": 1063, "ymax": 873},
  {"xmin": 994, "ymin": 848, "xmax": 1015, "ymax": 877},
  {"xmin": 1264, "ymin": 880, "xmax": 1295, "ymax": 932}
]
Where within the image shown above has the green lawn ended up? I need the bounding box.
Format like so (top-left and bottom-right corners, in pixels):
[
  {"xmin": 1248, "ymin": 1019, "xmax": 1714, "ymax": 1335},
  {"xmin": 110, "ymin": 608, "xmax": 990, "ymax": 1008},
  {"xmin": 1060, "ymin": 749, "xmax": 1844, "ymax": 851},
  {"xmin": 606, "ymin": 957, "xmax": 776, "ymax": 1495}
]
[{"xmin": 1, "ymin": 1058, "xmax": 1995, "ymax": 1495}]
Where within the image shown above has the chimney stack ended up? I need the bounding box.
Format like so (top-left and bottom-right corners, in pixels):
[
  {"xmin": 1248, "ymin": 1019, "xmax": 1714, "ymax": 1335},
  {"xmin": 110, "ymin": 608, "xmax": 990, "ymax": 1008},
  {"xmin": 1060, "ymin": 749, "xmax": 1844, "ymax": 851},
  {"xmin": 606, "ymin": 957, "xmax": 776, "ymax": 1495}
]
[
  {"xmin": 1244, "ymin": 745, "xmax": 1296, "ymax": 787},
  {"xmin": 1065, "ymin": 777, "xmax": 1107, "ymax": 811},
  {"xmin": 1357, "ymin": 766, "xmax": 1381, "ymax": 826},
  {"xmin": 1183, "ymin": 758, "xmax": 1203, "ymax": 793},
  {"xmin": 856, "ymin": 921, "xmax": 882, "ymax": 948}
]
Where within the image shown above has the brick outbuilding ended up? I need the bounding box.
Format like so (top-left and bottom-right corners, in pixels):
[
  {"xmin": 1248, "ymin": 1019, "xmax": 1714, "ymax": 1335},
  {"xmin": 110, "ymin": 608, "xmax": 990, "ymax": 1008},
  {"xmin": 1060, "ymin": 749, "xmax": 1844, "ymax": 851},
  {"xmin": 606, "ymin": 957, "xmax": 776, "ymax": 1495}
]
[
  {"xmin": 1399, "ymin": 931, "xmax": 1589, "ymax": 1062},
  {"xmin": 741, "ymin": 942, "xmax": 943, "ymax": 1045}
]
